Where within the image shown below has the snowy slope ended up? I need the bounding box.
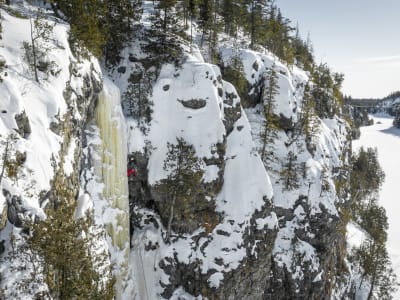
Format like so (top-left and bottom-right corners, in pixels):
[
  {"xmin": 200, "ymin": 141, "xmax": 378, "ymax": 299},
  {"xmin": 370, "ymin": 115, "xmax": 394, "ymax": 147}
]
[
  {"xmin": 0, "ymin": 5, "xmax": 99, "ymax": 225},
  {"xmin": 0, "ymin": 4, "xmax": 111, "ymax": 298}
]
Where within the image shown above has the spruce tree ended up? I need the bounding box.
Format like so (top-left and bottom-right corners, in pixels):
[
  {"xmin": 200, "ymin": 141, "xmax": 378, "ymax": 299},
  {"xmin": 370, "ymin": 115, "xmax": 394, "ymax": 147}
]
[
  {"xmin": 259, "ymin": 64, "xmax": 280, "ymax": 164},
  {"xmin": 26, "ymin": 203, "xmax": 114, "ymax": 300},
  {"xmin": 221, "ymin": 46, "xmax": 248, "ymax": 100},
  {"xmin": 152, "ymin": 0, "xmax": 179, "ymax": 35},
  {"xmin": 221, "ymin": 0, "xmax": 243, "ymax": 37},
  {"xmin": 156, "ymin": 138, "xmax": 203, "ymax": 243},
  {"xmin": 198, "ymin": 0, "xmax": 220, "ymax": 62},
  {"xmin": 245, "ymin": 0, "xmax": 269, "ymax": 49},
  {"xmin": 104, "ymin": 0, "xmax": 142, "ymax": 65},
  {"xmin": 51, "ymin": 0, "xmax": 107, "ymax": 58},
  {"xmin": 198, "ymin": 0, "xmax": 213, "ymax": 45},
  {"xmin": 280, "ymin": 150, "xmax": 299, "ymax": 190},
  {"xmin": 299, "ymin": 83, "xmax": 320, "ymax": 154},
  {"xmin": 23, "ymin": 9, "xmax": 57, "ymax": 83}
]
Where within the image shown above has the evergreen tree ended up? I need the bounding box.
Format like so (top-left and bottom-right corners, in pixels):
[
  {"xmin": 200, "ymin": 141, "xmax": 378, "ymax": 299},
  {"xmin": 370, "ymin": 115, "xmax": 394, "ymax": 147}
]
[
  {"xmin": 152, "ymin": 0, "xmax": 179, "ymax": 35},
  {"xmin": 104, "ymin": 0, "xmax": 142, "ymax": 65},
  {"xmin": 51, "ymin": 0, "xmax": 108, "ymax": 58},
  {"xmin": 259, "ymin": 64, "xmax": 280, "ymax": 164},
  {"xmin": 0, "ymin": 134, "xmax": 19, "ymax": 185},
  {"xmin": 311, "ymin": 63, "xmax": 337, "ymax": 118},
  {"xmin": 245, "ymin": 0, "xmax": 269, "ymax": 49},
  {"xmin": 198, "ymin": 0, "xmax": 213, "ymax": 44},
  {"xmin": 292, "ymin": 25, "xmax": 314, "ymax": 71},
  {"xmin": 198, "ymin": 0, "xmax": 220, "ymax": 62},
  {"xmin": 156, "ymin": 138, "xmax": 203, "ymax": 243},
  {"xmin": 122, "ymin": 67, "xmax": 153, "ymax": 130},
  {"xmin": 350, "ymin": 147, "xmax": 385, "ymax": 203},
  {"xmin": 221, "ymin": 47, "xmax": 248, "ymax": 100},
  {"xmin": 26, "ymin": 204, "xmax": 114, "ymax": 300},
  {"xmin": 355, "ymin": 239, "xmax": 398, "ymax": 300},
  {"xmin": 221, "ymin": 0, "xmax": 243, "ymax": 37},
  {"xmin": 23, "ymin": 9, "xmax": 58, "ymax": 83},
  {"xmin": 280, "ymin": 150, "xmax": 299, "ymax": 190},
  {"xmin": 179, "ymin": 0, "xmax": 200, "ymax": 44},
  {"xmin": 299, "ymin": 83, "xmax": 320, "ymax": 154}
]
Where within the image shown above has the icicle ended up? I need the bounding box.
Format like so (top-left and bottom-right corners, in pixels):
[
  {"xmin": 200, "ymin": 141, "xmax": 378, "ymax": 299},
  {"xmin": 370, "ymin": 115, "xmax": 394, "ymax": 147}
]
[{"xmin": 95, "ymin": 77, "xmax": 130, "ymax": 299}]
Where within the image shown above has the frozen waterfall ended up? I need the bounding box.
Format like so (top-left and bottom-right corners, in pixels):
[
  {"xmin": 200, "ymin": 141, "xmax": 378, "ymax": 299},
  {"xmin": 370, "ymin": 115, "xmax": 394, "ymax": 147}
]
[{"xmin": 95, "ymin": 77, "xmax": 130, "ymax": 299}]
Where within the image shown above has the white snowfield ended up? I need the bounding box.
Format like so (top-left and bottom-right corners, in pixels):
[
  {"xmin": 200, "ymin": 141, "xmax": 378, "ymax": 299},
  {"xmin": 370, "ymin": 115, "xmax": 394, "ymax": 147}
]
[{"xmin": 353, "ymin": 114, "xmax": 400, "ymax": 299}]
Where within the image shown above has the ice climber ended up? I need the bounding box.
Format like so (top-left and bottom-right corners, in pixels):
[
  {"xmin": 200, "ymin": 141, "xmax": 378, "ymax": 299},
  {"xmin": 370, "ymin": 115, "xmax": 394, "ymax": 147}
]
[{"xmin": 127, "ymin": 157, "xmax": 137, "ymax": 177}]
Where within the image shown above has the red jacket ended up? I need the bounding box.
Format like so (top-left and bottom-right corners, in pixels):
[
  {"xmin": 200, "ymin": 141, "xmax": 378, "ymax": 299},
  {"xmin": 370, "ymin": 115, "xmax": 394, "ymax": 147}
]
[{"xmin": 127, "ymin": 168, "xmax": 136, "ymax": 177}]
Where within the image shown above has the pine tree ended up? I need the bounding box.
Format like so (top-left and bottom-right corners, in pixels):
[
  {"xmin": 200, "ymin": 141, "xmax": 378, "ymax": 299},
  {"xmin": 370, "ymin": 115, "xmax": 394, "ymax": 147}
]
[
  {"xmin": 221, "ymin": 46, "xmax": 248, "ymax": 100},
  {"xmin": 245, "ymin": 0, "xmax": 269, "ymax": 49},
  {"xmin": 51, "ymin": 0, "xmax": 108, "ymax": 58},
  {"xmin": 26, "ymin": 203, "xmax": 114, "ymax": 300},
  {"xmin": 152, "ymin": 0, "xmax": 179, "ymax": 35},
  {"xmin": 355, "ymin": 239, "xmax": 398, "ymax": 300},
  {"xmin": 350, "ymin": 147, "xmax": 385, "ymax": 203},
  {"xmin": 156, "ymin": 138, "xmax": 203, "ymax": 243},
  {"xmin": 299, "ymin": 83, "xmax": 320, "ymax": 154},
  {"xmin": 221, "ymin": 0, "xmax": 243, "ymax": 37},
  {"xmin": 280, "ymin": 150, "xmax": 299, "ymax": 190},
  {"xmin": 122, "ymin": 68, "xmax": 153, "ymax": 130},
  {"xmin": 24, "ymin": 158, "xmax": 115, "ymax": 299},
  {"xmin": 198, "ymin": 0, "xmax": 213, "ymax": 45},
  {"xmin": 259, "ymin": 64, "xmax": 280, "ymax": 164},
  {"xmin": 23, "ymin": 9, "xmax": 57, "ymax": 83},
  {"xmin": 0, "ymin": 134, "xmax": 18, "ymax": 185},
  {"xmin": 198, "ymin": 0, "xmax": 220, "ymax": 62},
  {"xmin": 104, "ymin": 0, "xmax": 142, "ymax": 66}
]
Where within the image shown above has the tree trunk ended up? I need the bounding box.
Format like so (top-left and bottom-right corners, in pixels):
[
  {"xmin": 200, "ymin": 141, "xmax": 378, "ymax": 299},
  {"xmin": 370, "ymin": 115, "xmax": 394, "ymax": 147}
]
[
  {"xmin": 0, "ymin": 137, "xmax": 9, "ymax": 185},
  {"xmin": 250, "ymin": 3, "xmax": 255, "ymax": 49},
  {"xmin": 30, "ymin": 18, "xmax": 39, "ymax": 83},
  {"xmin": 166, "ymin": 193, "xmax": 176, "ymax": 243},
  {"xmin": 367, "ymin": 276, "xmax": 375, "ymax": 300}
]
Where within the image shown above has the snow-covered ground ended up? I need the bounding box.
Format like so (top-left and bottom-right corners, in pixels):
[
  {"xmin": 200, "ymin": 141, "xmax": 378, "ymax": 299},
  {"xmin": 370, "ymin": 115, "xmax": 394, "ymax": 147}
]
[{"xmin": 353, "ymin": 114, "xmax": 400, "ymax": 298}]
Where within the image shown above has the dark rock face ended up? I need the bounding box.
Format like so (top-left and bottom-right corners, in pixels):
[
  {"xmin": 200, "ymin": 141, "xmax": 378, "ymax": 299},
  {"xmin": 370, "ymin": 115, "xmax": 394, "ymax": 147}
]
[
  {"xmin": 393, "ymin": 114, "xmax": 400, "ymax": 128},
  {"xmin": 265, "ymin": 198, "xmax": 348, "ymax": 300},
  {"xmin": 223, "ymin": 91, "xmax": 242, "ymax": 135},
  {"xmin": 129, "ymin": 149, "xmax": 222, "ymax": 236},
  {"xmin": 3, "ymin": 189, "xmax": 26, "ymax": 228},
  {"xmin": 278, "ymin": 113, "xmax": 294, "ymax": 132},
  {"xmin": 157, "ymin": 201, "xmax": 277, "ymax": 300},
  {"xmin": 14, "ymin": 110, "xmax": 31, "ymax": 138},
  {"xmin": 0, "ymin": 200, "xmax": 6, "ymax": 230},
  {"xmin": 47, "ymin": 62, "xmax": 102, "ymax": 209},
  {"xmin": 177, "ymin": 98, "xmax": 207, "ymax": 109}
]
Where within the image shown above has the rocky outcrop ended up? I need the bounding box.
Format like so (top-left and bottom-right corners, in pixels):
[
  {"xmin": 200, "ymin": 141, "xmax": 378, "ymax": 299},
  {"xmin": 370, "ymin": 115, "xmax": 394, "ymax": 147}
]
[
  {"xmin": 177, "ymin": 98, "xmax": 207, "ymax": 109},
  {"xmin": 393, "ymin": 114, "xmax": 400, "ymax": 128},
  {"xmin": 3, "ymin": 190, "xmax": 25, "ymax": 227},
  {"xmin": 14, "ymin": 110, "xmax": 31, "ymax": 138},
  {"xmin": 265, "ymin": 200, "xmax": 348, "ymax": 299},
  {"xmin": 0, "ymin": 197, "xmax": 7, "ymax": 230}
]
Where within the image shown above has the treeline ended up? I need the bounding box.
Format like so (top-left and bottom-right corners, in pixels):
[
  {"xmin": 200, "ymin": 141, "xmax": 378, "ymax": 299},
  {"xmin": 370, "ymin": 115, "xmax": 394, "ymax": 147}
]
[
  {"xmin": 349, "ymin": 147, "xmax": 397, "ymax": 298},
  {"xmin": 36, "ymin": 1, "xmax": 314, "ymax": 70},
  {"xmin": 49, "ymin": 0, "xmax": 142, "ymax": 64},
  {"xmin": 142, "ymin": 0, "xmax": 315, "ymax": 70}
]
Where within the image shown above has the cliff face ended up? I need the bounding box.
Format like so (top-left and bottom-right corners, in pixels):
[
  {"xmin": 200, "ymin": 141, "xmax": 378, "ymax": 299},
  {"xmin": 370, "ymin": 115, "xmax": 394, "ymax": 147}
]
[
  {"xmin": 0, "ymin": 6, "xmax": 108, "ymax": 298},
  {"xmin": 113, "ymin": 35, "xmax": 352, "ymax": 298},
  {"xmin": 0, "ymin": 3, "xmax": 356, "ymax": 300}
]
